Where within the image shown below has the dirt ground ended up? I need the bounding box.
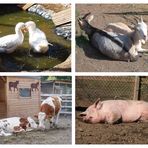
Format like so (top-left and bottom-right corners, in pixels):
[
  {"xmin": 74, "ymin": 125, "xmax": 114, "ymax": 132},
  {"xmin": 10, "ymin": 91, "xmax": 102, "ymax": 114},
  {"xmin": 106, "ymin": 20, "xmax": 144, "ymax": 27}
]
[
  {"xmin": 42, "ymin": 4, "xmax": 71, "ymax": 12},
  {"xmin": 76, "ymin": 99, "xmax": 148, "ymax": 144},
  {"xmin": 0, "ymin": 116, "xmax": 71, "ymax": 144},
  {"xmin": 76, "ymin": 4, "xmax": 148, "ymax": 72}
]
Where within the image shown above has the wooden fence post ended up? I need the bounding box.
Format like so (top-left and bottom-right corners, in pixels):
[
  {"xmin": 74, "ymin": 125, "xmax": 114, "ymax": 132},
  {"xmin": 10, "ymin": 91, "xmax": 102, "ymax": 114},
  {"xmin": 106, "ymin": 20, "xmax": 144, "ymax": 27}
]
[
  {"xmin": 53, "ymin": 81, "xmax": 55, "ymax": 94},
  {"xmin": 133, "ymin": 76, "xmax": 140, "ymax": 100}
]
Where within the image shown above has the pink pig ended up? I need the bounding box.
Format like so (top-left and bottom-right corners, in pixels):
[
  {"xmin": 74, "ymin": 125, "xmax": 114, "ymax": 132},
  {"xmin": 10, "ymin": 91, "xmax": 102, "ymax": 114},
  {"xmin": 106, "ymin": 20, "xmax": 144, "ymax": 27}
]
[{"xmin": 80, "ymin": 99, "xmax": 148, "ymax": 124}]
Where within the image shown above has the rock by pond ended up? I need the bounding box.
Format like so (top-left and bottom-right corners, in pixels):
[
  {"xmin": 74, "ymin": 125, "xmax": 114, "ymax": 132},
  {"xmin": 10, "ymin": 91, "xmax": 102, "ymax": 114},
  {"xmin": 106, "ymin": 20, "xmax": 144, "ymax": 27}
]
[
  {"xmin": 0, "ymin": 4, "xmax": 71, "ymax": 72},
  {"xmin": 28, "ymin": 4, "xmax": 54, "ymax": 20},
  {"xmin": 55, "ymin": 24, "xmax": 71, "ymax": 40},
  {"xmin": 28, "ymin": 4, "xmax": 71, "ymax": 40}
]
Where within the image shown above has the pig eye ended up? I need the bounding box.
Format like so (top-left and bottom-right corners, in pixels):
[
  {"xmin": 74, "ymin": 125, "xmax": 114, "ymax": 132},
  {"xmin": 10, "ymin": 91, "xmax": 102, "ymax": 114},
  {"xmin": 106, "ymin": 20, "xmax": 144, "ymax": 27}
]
[
  {"xmin": 89, "ymin": 116, "xmax": 93, "ymax": 119},
  {"xmin": 80, "ymin": 113, "xmax": 86, "ymax": 117}
]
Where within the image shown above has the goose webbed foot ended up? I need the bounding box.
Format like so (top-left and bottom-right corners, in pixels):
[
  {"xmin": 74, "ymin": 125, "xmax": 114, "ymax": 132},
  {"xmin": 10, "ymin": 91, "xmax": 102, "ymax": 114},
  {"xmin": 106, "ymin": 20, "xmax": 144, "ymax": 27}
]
[{"xmin": 28, "ymin": 48, "xmax": 33, "ymax": 57}]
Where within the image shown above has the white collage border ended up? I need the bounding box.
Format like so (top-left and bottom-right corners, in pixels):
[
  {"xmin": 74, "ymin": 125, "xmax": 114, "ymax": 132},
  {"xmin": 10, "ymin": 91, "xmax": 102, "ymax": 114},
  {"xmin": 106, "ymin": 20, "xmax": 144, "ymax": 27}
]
[{"xmin": 0, "ymin": 0, "xmax": 148, "ymax": 147}]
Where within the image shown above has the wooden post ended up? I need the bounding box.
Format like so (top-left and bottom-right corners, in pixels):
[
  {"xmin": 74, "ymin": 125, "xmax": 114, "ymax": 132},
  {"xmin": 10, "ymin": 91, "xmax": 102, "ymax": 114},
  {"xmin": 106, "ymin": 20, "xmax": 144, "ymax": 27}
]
[
  {"xmin": 18, "ymin": 4, "xmax": 34, "ymax": 11},
  {"xmin": 52, "ymin": 8, "xmax": 71, "ymax": 26},
  {"xmin": 133, "ymin": 76, "xmax": 140, "ymax": 100}
]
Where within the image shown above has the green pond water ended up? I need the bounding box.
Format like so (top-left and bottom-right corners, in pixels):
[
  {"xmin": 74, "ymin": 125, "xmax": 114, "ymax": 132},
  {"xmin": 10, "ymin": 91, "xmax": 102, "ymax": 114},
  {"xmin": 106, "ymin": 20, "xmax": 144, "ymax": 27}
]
[{"xmin": 0, "ymin": 7, "xmax": 71, "ymax": 72}]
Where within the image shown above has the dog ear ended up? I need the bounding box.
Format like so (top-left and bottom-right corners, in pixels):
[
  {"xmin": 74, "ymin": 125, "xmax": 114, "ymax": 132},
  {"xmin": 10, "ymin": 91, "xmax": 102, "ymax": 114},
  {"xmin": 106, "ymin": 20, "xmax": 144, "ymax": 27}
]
[
  {"xmin": 34, "ymin": 115, "xmax": 38, "ymax": 119},
  {"xmin": 20, "ymin": 117, "xmax": 27, "ymax": 123},
  {"xmin": 46, "ymin": 114, "xmax": 52, "ymax": 119}
]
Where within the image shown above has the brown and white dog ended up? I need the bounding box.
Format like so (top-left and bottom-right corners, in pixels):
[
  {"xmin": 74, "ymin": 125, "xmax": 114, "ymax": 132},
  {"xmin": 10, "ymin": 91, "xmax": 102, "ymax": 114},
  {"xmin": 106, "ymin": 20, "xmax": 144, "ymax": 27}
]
[
  {"xmin": 36, "ymin": 96, "xmax": 62, "ymax": 129},
  {"xmin": 0, "ymin": 117, "xmax": 38, "ymax": 136}
]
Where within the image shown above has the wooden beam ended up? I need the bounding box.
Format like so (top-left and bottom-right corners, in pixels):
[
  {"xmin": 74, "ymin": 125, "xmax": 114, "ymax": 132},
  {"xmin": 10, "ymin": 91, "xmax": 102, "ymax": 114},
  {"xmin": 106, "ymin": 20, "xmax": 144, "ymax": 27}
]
[
  {"xmin": 52, "ymin": 8, "xmax": 71, "ymax": 26},
  {"xmin": 133, "ymin": 76, "xmax": 140, "ymax": 100},
  {"xmin": 0, "ymin": 77, "xmax": 6, "ymax": 82},
  {"xmin": 18, "ymin": 4, "xmax": 34, "ymax": 11}
]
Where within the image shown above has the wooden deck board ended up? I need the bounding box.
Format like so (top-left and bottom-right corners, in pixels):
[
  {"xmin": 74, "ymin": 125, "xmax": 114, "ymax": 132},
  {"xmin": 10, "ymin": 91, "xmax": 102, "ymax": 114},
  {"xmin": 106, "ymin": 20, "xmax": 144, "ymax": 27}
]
[
  {"xmin": 18, "ymin": 4, "xmax": 34, "ymax": 10},
  {"xmin": 52, "ymin": 8, "xmax": 71, "ymax": 26}
]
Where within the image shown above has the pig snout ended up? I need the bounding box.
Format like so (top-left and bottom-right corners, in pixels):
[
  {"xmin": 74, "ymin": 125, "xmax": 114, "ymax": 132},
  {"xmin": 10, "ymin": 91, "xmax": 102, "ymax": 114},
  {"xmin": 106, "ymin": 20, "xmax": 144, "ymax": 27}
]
[
  {"xmin": 79, "ymin": 112, "xmax": 86, "ymax": 121},
  {"xmin": 79, "ymin": 112, "xmax": 93, "ymax": 123}
]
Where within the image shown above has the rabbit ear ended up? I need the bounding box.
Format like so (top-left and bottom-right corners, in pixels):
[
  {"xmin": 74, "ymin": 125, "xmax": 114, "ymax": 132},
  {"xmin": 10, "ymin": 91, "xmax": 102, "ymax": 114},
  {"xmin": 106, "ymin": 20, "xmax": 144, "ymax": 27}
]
[
  {"xmin": 87, "ymin": 14, "xmax": 94, "ymax": 24},
  {"xmin": 81, "ymin": 12, "xmax": 94, "ymax": 23},
  {"xmin": 135, "ymin": 18, "xmax": 139, "ymax": 24},
  {"xmin": 77, "ymin": 18, "xmax": 84, "ymax": 27},
  {"xmin": 82, "ymin": 12, "xmax": 91, "ymax": 19},
  {"xmin": 140, "ymin": 16, "xmax": 143, "ymax": 22}
]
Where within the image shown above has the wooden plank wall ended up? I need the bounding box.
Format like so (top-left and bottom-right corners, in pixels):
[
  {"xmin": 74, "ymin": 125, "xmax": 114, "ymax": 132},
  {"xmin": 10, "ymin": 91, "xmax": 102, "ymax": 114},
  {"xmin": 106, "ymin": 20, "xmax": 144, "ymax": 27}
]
[
  {"xmin": 6, "ymin": 77, "xmax": 40, "ymax": 118},
  {"xmin": 0, "ymin": 78, "xmax": 6, "ymax": 102},
  {"xmin": 0, "ymin": 78, "xmax": 6, "ymax": 118},
  {"xmin": 52, "ymin": 8, "xmax": 71, "ymax": 26},
  {"xmin": 0, "ymin": 102, "xmax": 6, "ymax": 119}
]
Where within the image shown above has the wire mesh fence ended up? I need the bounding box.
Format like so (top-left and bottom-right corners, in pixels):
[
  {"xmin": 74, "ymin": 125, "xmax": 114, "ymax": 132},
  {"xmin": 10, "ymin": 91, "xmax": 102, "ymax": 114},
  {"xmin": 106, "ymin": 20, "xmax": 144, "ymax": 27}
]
[
  {"xmin": 76, "ymin": 76, "xmax": 148, "ymax": 102},
  {"xmin": 139, "ymin": 76, "xmax": 148, "ymax": 101}
]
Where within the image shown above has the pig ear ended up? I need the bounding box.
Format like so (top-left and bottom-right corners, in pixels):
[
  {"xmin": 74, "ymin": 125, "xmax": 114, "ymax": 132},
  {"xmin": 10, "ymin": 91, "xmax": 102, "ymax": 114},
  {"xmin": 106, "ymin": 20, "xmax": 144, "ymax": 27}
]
[
  {"xmin": 94, "ymin": 98, "xmax": 100, "ymax": 107},
  {"xmin": 79, "ymin": 112, "xmax": 86, "ymax": 117},
  {"xmin": 94, "ymin": 98, "xmax": 102, "ymax": 109}
]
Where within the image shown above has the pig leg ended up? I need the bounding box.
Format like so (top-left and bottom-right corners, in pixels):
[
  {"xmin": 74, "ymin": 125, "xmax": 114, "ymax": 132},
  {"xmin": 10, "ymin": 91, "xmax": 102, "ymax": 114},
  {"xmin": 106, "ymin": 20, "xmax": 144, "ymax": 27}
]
[
  {"xmin": 139, "ymin": 112, "xmax": 148, "ymax": 122},
  {"xmin": 105, "ymin": 112, "xmax": 122, "ymax": 124}
]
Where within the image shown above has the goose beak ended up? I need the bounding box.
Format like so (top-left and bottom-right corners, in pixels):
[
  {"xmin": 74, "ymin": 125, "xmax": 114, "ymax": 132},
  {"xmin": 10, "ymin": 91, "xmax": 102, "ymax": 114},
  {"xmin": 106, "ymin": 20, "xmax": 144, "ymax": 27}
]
[{"xmin": 21, "ymin": 27, "xmax": 28, "ymax": 33}]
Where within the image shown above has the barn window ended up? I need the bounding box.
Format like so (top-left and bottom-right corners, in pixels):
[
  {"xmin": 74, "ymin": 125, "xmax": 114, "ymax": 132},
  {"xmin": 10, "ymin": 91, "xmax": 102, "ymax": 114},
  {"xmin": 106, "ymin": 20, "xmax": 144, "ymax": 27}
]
[{"xmin": 19, "ymin": 88, "xmax": 31, "ymax": 98}]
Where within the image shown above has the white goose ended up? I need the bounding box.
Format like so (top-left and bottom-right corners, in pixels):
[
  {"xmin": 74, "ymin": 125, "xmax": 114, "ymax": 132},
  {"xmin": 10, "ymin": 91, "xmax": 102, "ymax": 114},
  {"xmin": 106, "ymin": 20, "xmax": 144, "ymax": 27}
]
[
  {"xmin": 25, "ymin": 21, "xmax": 52, "ymax": 54},
  {"xmin": 0, "ymin": 22, "xmax": 25, "ymax": 53}
]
